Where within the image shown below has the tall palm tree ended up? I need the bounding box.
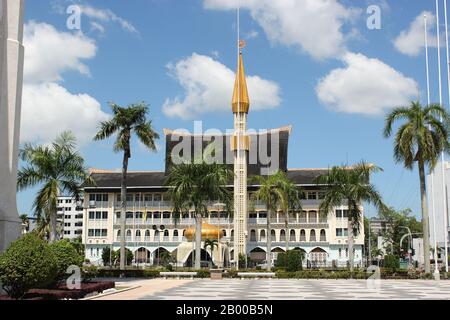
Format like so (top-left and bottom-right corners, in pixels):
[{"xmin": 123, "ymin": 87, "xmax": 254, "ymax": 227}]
[
  {"xmin": 251, "ymin": 171, "xmax": 291, "ymax": 271},
  {"xmin": 384, "ymin": 102, "xmax": 450, "ymax": 273},
  {"xmin": 277, "ymin": 175, "xmax": 302, "ymax": 252},
  {"xmin": 315, "ymin": 162, "xmax": 385, "ymax": 272},
  {"xmin": 94, "ymin": 102, "xmax": 159, "ymax": 270},
  {"xmin": 17, "ymin": 131, "xmax": 91, "ymax": 242},
  {"xmin": 204, "ymin": 238, "xmax": 218, "ymax": 267},
  {"xmin": 166, "ymin": 162, "xmax": 233, "ymax": 269}
]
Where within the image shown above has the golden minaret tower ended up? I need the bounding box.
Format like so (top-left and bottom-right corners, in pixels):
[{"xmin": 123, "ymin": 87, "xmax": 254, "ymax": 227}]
[{"xmin": 231, "ymin": 40, "xmax": 250, "ymax": 267}]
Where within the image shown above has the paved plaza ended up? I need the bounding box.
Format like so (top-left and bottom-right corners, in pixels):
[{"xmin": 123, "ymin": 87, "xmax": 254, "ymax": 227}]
[{"xmin": 93, "ymin": 279, "xmax": 450, "ymax": 300}]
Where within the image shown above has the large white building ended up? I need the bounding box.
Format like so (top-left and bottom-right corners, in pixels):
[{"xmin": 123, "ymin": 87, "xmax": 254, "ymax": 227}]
[
  {"xmin": 57, "ymin": 196, "xmax": 84, "ymax": 240},
  {"xmin": 81, "ymin": 48, "xmax": 365, "ymax": 268}
]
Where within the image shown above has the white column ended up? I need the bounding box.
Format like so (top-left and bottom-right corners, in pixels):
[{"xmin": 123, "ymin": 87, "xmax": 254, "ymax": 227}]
[{"xmin": 0, "ymin": 0, "xmax": 25, "ymax": 252}]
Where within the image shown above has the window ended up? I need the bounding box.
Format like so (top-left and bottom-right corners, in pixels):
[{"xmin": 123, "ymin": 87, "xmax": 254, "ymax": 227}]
[
  {"xmin": 89, "ymin": 194, "xmax": 95, "ymax": 202},
  {"xmin": 116, "ymin": 212, "xmax": 121, "ymax": 220},
  {"xmin": 260, "ymin": 230, "xmax": 266, "ymax": 242},
  {"xmin": 153, "ymin": 212, "xmax": 161, "ymax": 219},
  {"xmin": 64, "ymin": 223, "xmax": 71, "ymax": 227},
  {"xmin": 163, "ymin": 212, "xmax": 171, "ymax": 219},
  {"xmin": 280, "ymin": 229, "xmax": 286, "ymax": 242},
  {"xmin": 250, "ymin": 230, "xmax": 257, "ymax": 242},
  {"xmin": 290, "ymin": 230, "xmax": 296, "ymax": 242},
  {"xmin": 164, "ymin": 230, "xmax": 169, "ymax": 237},
  {"xmin": 89, "ymin": 212, "xmax": 95, "ymax": 220},
  {"xmin": 300, "ymin": 230, "xmax": 306, "ymax": 242},
  {"xmin": 258, "ymin": 212, "xmax": 267, "ymax": 218},
  {"xmin": 102, "ymin": 212, "xmax": 108, "ymax": 220},
  {"xmin": 95, "ymin": 212, "xmax": 102, "ymax": 219},
  {"xmin": 343, "ymin": 210, "xmax": 349, "ymax": 218},
  {"xmin": 144, "ymin": 194, "xmax": 152, "ymax": 202},
  {"xmin": 136, "ymin": 230, "xmax": 141, "ymax": 237},
  {"xmin": 88, "ymin": 229, "xmax": 94, "ymax": 237},
  {"xmin": 318, "ymin": 191, "xmax": 325, "ymax": 200},
  {"xmin": 309, "ymin": 230, "xmax": 317, "ymax": 242},
  {"xmin": 154, "ymin": 194, "xmax": 162, "ymax": 202},
  {"xmin": 64, "ymin": 215, "xmax": 70, "ymax": 220},
  {"xmin": 271, "ymin": 229, "xmax": 276, "ymax": 242},
  {"xmin": 101, "ymin": 229, "xmax": 107, "ymax": 237},
  {"xmin": 126, "ymin": 212, "xmax": 133, "ymax": 219},
  {"xmin": 75, "ymin": 222, "xmax": 83, "ymax": 227},
  {"xmin": 249, "ymin": 212, "xmax": 257, "ymax": 219},
  {"xmin": 95, "ymin": 229, "xmax": 101, "ymax": 237},
  {"xmin": 339, "ymin": 248, "xmax": 342, "ymax": 258},
  {"xmin": 65, "ymin": 207, "xmax": 72, "ymax": 211},
  {"xmin": 307, "ymin": 192, "xmax": 317, "ymax": 200},
  {"xmin": 336, "ymin": 228, "xmax": 348, "ymax": 237},
  {"xmin": 174, "ymin": 230, "xmax": 179, "ymax": 238},
  {"xmin": 75, "ymin": 230, "xmax": 82, "ymax": 235},
  {"xmin": 126, "ymin": 230, "xmax": 132, "ymax": 237},
  {"xmin": 320, "ymin": 229, "xmax": 326, "ymax": 242},
  {"xmin": 75, "ymin": 214, "xmax": 83, "ymax": 219},
  {"xmin": 336, "ymin": 210, "xmax": 342, "ymax": 218}
]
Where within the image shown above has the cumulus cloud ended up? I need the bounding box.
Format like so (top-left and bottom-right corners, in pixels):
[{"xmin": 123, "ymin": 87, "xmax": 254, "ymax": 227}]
[
  {"xmin": 203, "ymin": 0, "xmax": 360, "ymax": 60},
  {"xmin": 162, "ymin": 53, "xmax": 281, "ymax": 119},
  {"xmin": 394, "ymin": 11, "xmax": 438, "ymax": 57},
  {"xmin": 21, "ymin": 22, "xmax": 109, "ymax": 145},
  {"xmin": 316, "ymin": 53, "xmax": 419, "ymax": 115},
  {"xmin": 24, "ymin": 21, "xmax": 97, "ymax": 83}
]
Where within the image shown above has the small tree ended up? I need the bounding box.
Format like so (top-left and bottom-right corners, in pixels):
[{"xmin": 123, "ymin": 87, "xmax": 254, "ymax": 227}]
[
  {"xmin": 49, "ymin": 239, "xmax": 84, "ymax": 281},
  {"xmin": 0, "ymin": 234, "xmax": 58, "ymax": 299},
  {"xmin": 102, "ymin": 247, "xmax": 113, "ymax": 267}
]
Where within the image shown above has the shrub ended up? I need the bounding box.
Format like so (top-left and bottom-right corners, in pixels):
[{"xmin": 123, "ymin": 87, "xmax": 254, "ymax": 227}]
[
  {"xmin": 113, "ymin": 248, "xmax": 133, "ymax": 266},
  {"xmin": 276, "ymin": 250, "xmax": 304, "ymax": 272},
  {"xmin": 101, "ymin": 247, "xmax": 113, "ymax": 267},
  {"xmin": 49, "ymin": 240, "xmax": 84, "ymax": 280},
  {"xmin": 0, "ymin": 234, "xmax": 58, "ymax": 299},
  {"xmin": 196, "ymin": 270, "xmax": 211, "ymax": 278},
  {"xmin": 383, "ymin": 255, "xmax": 400, "ymax": 272},
  {"xmin": 82, "ymin": 265, "xmax": 99, "ymax": 282}
]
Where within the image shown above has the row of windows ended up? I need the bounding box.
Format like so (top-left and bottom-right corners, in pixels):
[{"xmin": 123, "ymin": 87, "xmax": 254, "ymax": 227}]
[
  {"xmin": 89, "ymin": 211, "xmax": 108, "ymax": 220},
  {"xmin": 250, "ymin": 229, "xmax": 327, "ymax": 242},
  {"xmin": 65, "ymin": 222, "xmax": 83, "ymax": 227},
  {"xmin": 89, "ymin": 194, "xmax": 109, "ymax": 202},
  {"xmin": 336, "ymin": 228, "xmax": 349, "ymax": 237},
  {"xmin": 88, "ymin": 229, "xmax": 108, "ymax": 237}
]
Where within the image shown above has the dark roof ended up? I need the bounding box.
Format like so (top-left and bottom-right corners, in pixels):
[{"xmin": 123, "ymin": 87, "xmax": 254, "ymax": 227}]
[
  {"xmin": 164, "ymin": 127, "xmax": 291, "ymax": 175},
  {"xmin": 84, "ymin": 169, "xmax": 328, "ymax": 191}
]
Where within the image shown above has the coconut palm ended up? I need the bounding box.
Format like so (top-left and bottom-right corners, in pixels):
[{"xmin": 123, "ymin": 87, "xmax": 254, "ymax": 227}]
[
  {"xmin": 17, "ymin": 131, "xmax": 91, "ymax": 242},
  {"xmin": 94, "ymin": 102, "xmax": 159, "ymax": 270},
  {"xmin": 384, "ymin": 102, "xmax": 450, "ymax": 273},
  {"xmin": 166, "ymin": 162, "xmax": 233, "ymax": 269},
  {"xmin": 204, "ymin": 239, "xmax": 219, "ymax": 267},
  {"xmin": 250, "ymin": 171, "xmax": 294, "ymax": 271},
  {"xmin": 19, "ymin": 214, "xmax": 29, "ymax": 233},
  {"xmin": 315, "ymin": 162, "xmax": 386, "ymax": 272},
  {"xmin": 277, "ymin": 175, "xmax": 302, "ymax": 252}
]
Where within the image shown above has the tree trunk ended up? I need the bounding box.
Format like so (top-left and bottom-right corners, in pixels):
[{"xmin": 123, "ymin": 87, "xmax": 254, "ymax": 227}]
[
  {"xmin": 285, "ymin": 218, "xmax": 289, "ymax": 253},
  {"xmin": 266, "ymin": 208, "xmax": 272, "ymax": 271},
  {"xmin": 348, "ymin": 220, "xmax": 354, "ymax": 273},
  {"xmin": 119, "ymin": 148, "xmax": 129, "ymax": 270},
  {"xmin": 49, "ymin": 212, "xmax": 57, "ymax": 243},
  {"xmin": 195, "ymin": 212, "xmax": 202, "ymax": 269},
  {"xmin": 418, "ymin": 159, "xmax": 431, "ymax": 273}
]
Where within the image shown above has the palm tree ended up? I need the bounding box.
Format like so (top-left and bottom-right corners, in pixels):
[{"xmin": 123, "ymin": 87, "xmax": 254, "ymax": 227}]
[
  {"xmin": 384, "ymin": 102, "xmax": 450, "ymax": 273},
  {"xmin": 94, "ymin": 102, "xmax": 159, "ymax": 270},
  {"xmin": 250, "ymin": 171, "xmax": 292, "ymax": 271},
  {"xmin": 166, "ymin": 162, "xmax": 233, "ymax": 269},
  {"xmin": 17, "ymin": 131, "xmax": 91, "ymax": 242},
  {"xmin": 204, "ymin": 239, "xmax": 218, "ymax": 267},
  {"xmin": 315, "ymin": 162, "xmax": 386, "ymax": 272},
  {"xmin": 277, "ymin": 175, "xmax": 302, "ymax": 252}
]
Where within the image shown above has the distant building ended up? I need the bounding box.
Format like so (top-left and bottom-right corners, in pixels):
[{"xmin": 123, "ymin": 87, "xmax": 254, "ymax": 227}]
[
  {"xmin": 57, "ymin": 196, "xmax": 84, "ymax": 240},
  {"xmin": 369, "ymin": 218, "xmax": 391, "ymax": 236}
]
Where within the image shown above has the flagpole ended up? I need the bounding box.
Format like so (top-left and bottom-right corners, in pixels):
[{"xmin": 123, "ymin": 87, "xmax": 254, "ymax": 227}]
[
  {"xmin": 437, "ymin": 0, "xmax": 448, "ymax": 278},
  {"xmin": 425, "ymin": 14, "xmax": 440, "ymax": 277},
  {"xmin": 442, "ymin": 0, "xmax": 450, "ymax": 273}
]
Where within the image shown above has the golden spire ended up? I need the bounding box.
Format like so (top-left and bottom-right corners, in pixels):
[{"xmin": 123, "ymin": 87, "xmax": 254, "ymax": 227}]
[{"xmin": 232, "ymin": 41, "xmax": 250, "ymax": 113}]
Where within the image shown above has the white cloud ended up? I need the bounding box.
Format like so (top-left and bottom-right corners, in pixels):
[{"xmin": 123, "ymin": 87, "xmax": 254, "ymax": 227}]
[
  {"xmin": 394, "ymin": 11, "xmax": 437, "ymax": 57},
  {"xmin": 21, "ymin": 22, "xmax": 109, "ymax": 145},
  {"xmin": 203, "ymin": 0, "xmax": 360, "ymax": 60},
  {"xmin": 79, "ymin": 5, "xmax": 139, "ymax": 35},
  {"xmin": 24, "ymin": 21, "xmax": 97, "ymax": 83},
  {"xmin": 162, "ymin": 53, "xmax": 281, "ymax": 119},
  {"xmin": 316, "ymin": 53, "xmax": 419, "ymax": 115},
  {"xmin": 21, "ymin": 83, "xmax": 109, "ymax": 145}
]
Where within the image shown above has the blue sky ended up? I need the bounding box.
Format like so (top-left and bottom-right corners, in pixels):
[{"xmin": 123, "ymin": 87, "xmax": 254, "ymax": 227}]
[{"xmin": 17, "ymin": 0, "xmax": 449, "ymax": 218}]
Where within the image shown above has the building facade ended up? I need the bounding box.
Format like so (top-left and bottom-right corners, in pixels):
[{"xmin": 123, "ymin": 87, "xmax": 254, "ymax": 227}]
[
  {"xmin": 81, "ymin": 168, "xmax": 365, "ymax": 268},
  {"xmin": 81, "ymin": 47, "xmax": 365, "ymax": 268},
  {"xmin": 57, "ymin": 196, "xmax": 84, "ymax": 240}
]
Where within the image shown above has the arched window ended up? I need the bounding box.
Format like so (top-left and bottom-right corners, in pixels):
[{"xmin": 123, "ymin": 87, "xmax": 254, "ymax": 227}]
[
  {"xmin": 345, "ymin": 248, "xmax": 349, "ymax": 257},
  {"xmin": 320, "ymin": 229, "xmax": 326, "ymax": 242},
  {"xmin": 231, "ymin": 229, "xmax": 234, "ymax": 239},
  {"xmin": 250, "ymin": 229, "xmax": 257, "ymax": 242},
  {"xmin": 300, "ymin": 230, "xmax": 306, "ymax": 242},
  {"xmin": 310, "ymin": 229, "xmax": 316, "ymax": 242},
  {"xmin": 260, "ymin": 230, "xmax": 266, "ymax": 242},
  {"xmin": 339, "ymin": 248, "xmax": 342, "ymax": 258},
  {"xmin": 290, "ymin": 230, "xmax": 296, "ymax": 242},
  {"xmin": 164, "ymin": 230, "xmax": 169, "ymax": 237},
  {"xmin": 222, "ymin": 229, "xmax": 227, "ymax": 237},
  {"xmin": 174, "ymin": 230, "xmax": 179, "ymax": 237},
  {"xmin": 271, "ymin": 229, "xmax": 276, "ymax": 242},
  {"xmin": 126, "ymin": 230, "xmax": 132, "ymax": 241},
  {"xmin": 145, "ymin": 230, "xmax": 150, "ymax": 240},
  {"xmin": 117, "ymin": 229, "xmax": 121, "ymax": 238},
  {"xmin": 154, "ymin": 230, "xmax": 160, "ymax": 241},
  {"xmin": 136, "ymin": 230, "xmax": 141, "ymax": 237},
  {"xmin": 280, "ymin": 229, "xmax": 286, "ymax": 242}
]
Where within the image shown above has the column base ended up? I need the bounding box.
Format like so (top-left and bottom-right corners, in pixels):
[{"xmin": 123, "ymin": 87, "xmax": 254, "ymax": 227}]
[{"xmin": 0, "ymin": 218, "xmax": 21, "ymax": 252}]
